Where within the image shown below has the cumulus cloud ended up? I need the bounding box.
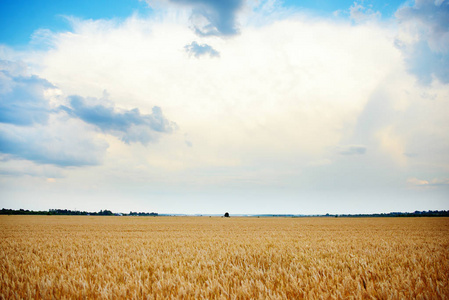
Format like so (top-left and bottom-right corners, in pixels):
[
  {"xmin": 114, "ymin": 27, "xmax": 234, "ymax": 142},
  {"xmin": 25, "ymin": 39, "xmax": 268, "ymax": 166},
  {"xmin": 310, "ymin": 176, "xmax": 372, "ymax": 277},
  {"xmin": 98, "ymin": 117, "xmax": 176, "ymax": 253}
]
[
  {"xmin": 0, "ymin": 60, "xmax": 177, "ymax": 169},
  {"xmin": 184, "ymin": 41, "xmax": 220, "ymax": 57},
  {"xmin": 157, "ymin": 0, "xmax": 244, "ymax": 36},
  {"xmin": 0, "ymin": 60, "xmax": 108, "ymax": 167},
  {"xmin": 61, "ymin": 95, "xmax": 177, "ymax": 145},
  {"xmin": 395, "ymin": 0, "xmax": 449, "ymax": 83},
  {"xmin": 34, "ymin": 12, "xmax": 404, "ymax": 171},
  {"xmin": 335, "ymin": 145, "xmax": 367, "ymax": 155},
  {"xmin": 0, "ymin": 60, "xmax": 54, "ymax": 126}
]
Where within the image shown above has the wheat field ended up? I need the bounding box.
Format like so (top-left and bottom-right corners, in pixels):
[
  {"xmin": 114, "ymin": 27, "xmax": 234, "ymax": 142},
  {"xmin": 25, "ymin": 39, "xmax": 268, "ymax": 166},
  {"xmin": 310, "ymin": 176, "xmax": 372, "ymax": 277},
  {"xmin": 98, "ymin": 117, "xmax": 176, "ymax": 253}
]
[{"xmin": 1, "ymin": 216, "xmax": 448, "ymax": 299}]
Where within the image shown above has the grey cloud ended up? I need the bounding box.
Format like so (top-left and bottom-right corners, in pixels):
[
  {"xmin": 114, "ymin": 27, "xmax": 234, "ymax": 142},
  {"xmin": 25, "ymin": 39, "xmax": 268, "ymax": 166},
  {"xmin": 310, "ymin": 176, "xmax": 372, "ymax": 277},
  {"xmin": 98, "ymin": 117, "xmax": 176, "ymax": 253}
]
[
  {"xmin": 168, "ymin": 0, "xmax": 244, "ymax": 36},
  {"xmin": 0, "ymin": 60, "xmax": 109, "ymax": 167},
  {"xmin": 0, "ymin": 60, "xmax": 28, "ymax": 77},
  {"xmin": 395, "ymin": 0, "xmax": 449, "ymax": 84},
  {"xmin": 0, "ymin": 60, "xmax": 177, "ymax": 168},
  {"xmin": 402, "ymin": 41, "xmax": 449, "ymax": 84},
  {"xmin": 62, "ymin": 96, "xmax": 177, "ymax": 145},
  {"xmin": 0, "ymin": 121, "xmax": 108, "ymax": 167},
  {"xmin": 335, "ymin": 145, "xmax": 367, "ymax": 155},
  {"xmin": 184, "ymin": 41, "xmax": 220, "ymax": 58},
  {"xmin": 0, "ymin": 60, "xmax": 54, "ymax": 126}
]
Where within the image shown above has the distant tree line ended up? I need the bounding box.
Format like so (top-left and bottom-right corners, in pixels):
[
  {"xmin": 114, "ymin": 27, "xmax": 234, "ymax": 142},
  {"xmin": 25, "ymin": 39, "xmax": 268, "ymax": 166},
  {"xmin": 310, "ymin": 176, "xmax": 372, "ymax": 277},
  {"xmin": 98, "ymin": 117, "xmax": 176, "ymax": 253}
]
[
  {"xmin": 253, "ymin": 211, "xmax": 449, "ymax": 218},
  {"xmin": 48, "ymin": 209, "xmax": 115, "ymax": 216},
  {"xmin": 128, "ymin": 211, "xmax": 158, "ymax": 216},
  {"xmin": 333, "ymin": 210, "xmax": 449, "ymax": 218},
  {"xmin": 0, "ymin": 208, "xmax": 50, "ymax": 215},
  {"xmin": 0, "ymin": 208, "xmax": 158, "ymax": 216},
  {"xmin": 1, "ymin": 208, "xmax": 447, "ymax": 217}
]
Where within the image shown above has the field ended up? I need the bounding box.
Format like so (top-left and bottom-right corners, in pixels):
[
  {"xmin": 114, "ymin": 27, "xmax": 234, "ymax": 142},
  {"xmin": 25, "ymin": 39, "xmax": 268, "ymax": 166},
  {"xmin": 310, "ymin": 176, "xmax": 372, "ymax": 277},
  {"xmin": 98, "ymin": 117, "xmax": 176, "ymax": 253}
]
[{"xmin": 1, "ymin": 216, "xmax": 448, "ymax": 299}]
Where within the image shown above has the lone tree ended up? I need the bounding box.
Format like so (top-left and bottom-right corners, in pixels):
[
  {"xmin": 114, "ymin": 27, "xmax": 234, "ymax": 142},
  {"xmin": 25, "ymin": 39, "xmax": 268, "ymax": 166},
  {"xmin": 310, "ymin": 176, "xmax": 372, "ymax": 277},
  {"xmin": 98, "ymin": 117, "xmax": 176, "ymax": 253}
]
[{"xmin": 224, "ymin": 212, "xmax": 230, "ymax": 218}]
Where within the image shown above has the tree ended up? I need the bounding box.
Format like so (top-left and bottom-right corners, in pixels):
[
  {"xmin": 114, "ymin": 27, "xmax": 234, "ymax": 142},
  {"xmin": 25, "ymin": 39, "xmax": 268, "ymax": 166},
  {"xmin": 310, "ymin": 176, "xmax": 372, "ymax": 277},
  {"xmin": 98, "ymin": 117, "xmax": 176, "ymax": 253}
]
[
  {"xmin": 99, "ymin": 210, "xmax": 113, "ymax": 216},
  {"xmin": 224, "ymin": 212, "xmax": 230, "ymax": 218}
]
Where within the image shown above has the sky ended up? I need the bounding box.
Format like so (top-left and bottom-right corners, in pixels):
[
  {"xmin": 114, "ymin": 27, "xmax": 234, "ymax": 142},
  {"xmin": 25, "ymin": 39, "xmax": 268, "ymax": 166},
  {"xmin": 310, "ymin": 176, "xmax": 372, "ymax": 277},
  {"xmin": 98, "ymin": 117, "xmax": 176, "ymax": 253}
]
[{"xmin": 0, "ymin": 0, "xmax": 448, "ymax": 215}]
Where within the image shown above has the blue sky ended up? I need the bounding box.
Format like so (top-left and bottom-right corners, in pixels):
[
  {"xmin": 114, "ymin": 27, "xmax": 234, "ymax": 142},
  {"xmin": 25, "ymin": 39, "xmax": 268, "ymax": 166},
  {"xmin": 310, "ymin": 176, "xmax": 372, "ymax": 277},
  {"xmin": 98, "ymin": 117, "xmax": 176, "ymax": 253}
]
[
  {"xmin": 283, "ymin": 0, "xmax": 405, "ymax": 16},
  {"xmin": 0, "ymin": 0, "xmax": 448, "ymax": 214},
  {"xmin": 0, "ymin": 0, "xmax": 407, "ymax": 45},
  {"xmin": 0, "ymin": 0, "xmax": 152, "ymax": 45}
]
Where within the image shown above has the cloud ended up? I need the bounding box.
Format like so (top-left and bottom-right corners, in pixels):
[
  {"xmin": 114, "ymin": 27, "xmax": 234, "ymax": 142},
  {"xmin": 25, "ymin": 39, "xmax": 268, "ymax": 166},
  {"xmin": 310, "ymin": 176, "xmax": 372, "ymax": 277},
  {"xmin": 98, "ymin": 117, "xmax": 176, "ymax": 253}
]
[
  {"xmin": 347, "ymin": 67, "xmax": 449, "ymax": 170},
  {"xmin": 407, "ymin": 177, "xmax": 429, "ymax": 186},
  {"xmin": 349, "ymin": 1, "xmax": 381, "ymax": 23},
  {"xmin": 0, "ymin": 60, "xmax": 28, "ymax": 77},
  {"xmin": 184, "ymin": 41, "xmax": 220, "ymax": 58},
  {"xmin": 335, "ymin": 145, "xmax": 367, "ymax": 155},
  {"xmin": 6, "ymin": 4, "xmax": 448, "ymax": 213},
  {"xmin": 395, "ymin": 0, "xmax": 449, "ymax": 83},
  {"xmin": 0, "ymin": 60, "xmax": 176, "ymax": 168},
  {"xmin": 0, "ymin": 117, "xmax": 108, "ymax": 167},
  {"xmin": 0, "ymin": 154, "xmax": 65, "ymax": 178},
  {"xmin": 163, "ymin": 0, "xmax": 244, "ymax": 36},
  {"xmin": 0, "ymin": 60, "xmax": 109, "ymax": 167},
  {"xmin": 34, "ymin": 12, "xmax": 403, "ymax": 170},
  {"xmin": 0, "ymin": 60, "xmax": 54, "ymax": 126},
  {"xmin": 62, "ymin": 95, "xmax": 177, "ymax": 145},
  {"xmin": 407, "ymin": 177, "xmax": 449, "ymax": 188}
]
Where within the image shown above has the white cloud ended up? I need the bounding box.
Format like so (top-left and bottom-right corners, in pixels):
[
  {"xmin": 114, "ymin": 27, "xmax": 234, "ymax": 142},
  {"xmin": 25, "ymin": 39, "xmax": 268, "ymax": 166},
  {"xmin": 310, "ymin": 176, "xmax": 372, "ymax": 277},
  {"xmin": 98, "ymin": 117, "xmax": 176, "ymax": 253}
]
[
  {"xmin": 34, "ymin": 15, "xmax": 400, "ymax": 169},
  {"xmin": 27, "ymin": 9, "xmax": 411, "ymax": 169},
  {"xmin": 349, "ymin": 1, "xmax": 381, "ymax": 23}
]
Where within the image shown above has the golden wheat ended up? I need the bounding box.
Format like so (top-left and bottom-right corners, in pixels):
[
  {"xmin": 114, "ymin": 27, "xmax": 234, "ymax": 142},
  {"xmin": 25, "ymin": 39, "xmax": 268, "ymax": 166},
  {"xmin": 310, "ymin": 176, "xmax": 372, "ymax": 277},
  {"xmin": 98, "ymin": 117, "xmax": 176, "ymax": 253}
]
[{"xmin": 1, "ymin": 216, "xmax": 448, "ymax": 299}]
